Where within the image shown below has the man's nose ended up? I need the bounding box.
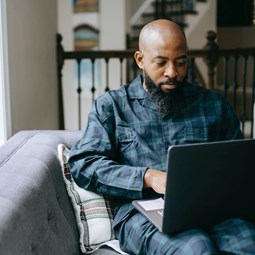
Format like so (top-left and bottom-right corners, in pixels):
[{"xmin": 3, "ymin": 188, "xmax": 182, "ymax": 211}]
[{"xmin": 164, "ymin": 62, "xmax": 177, "ymax": 79}]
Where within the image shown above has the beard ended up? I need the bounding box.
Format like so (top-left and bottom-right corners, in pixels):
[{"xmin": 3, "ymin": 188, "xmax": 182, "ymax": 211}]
[{"xmin": 144, "ymin": 72, "xmax": 185, "ymax": 118}]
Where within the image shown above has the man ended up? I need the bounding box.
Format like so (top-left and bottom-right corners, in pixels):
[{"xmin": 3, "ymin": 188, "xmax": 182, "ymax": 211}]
[{"xmin": 68, "ymin": 19, "xmax": 255, "ymax": 254}]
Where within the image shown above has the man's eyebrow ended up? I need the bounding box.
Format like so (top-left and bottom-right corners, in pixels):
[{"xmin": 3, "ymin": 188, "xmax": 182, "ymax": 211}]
[
  {"xmin": 153, "ymin": 56, "xmax": 168, "ymax": 60},
  {"xmin": 175, "ymin": 54, "xmax": 188, "ymax": 60}
]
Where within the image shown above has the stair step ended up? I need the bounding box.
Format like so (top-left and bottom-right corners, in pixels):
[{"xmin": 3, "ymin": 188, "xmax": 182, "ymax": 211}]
[
  {"xmin": 151, "ymin": 0, "xmax": 206, "ymax": 7},
  {"xmin": 151, "ymin": 0, "xmax": 201, "ymax": 11},
  {"xmin": 152, "ymin": 0, "xmax": 184, "ymax": 5},
  {"xmin": 143, "ymin": 10, "xmax": 197, "ymax": 18}
]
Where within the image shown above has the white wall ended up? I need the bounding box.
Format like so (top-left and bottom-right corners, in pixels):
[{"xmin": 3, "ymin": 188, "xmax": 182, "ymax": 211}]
[
  {"xmin": 185, "ymin": 0, "xmax": 217, "ymax": 49},
  {"xmin": 100, "ymin": 0, "xmax": 126, "ymax": 50},
  {"xmin": 6, "ymin": 0, "xmax": 58, "ymax": 134},
  {"xmin": 99, "ymin": 0, "xmax": 126, "ymax": 93}
]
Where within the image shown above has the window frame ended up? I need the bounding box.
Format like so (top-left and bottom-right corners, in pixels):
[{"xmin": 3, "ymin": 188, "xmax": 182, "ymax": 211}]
[{"xmin": 0, "ymin": 0, "xmax": 11, "ymax": 145}]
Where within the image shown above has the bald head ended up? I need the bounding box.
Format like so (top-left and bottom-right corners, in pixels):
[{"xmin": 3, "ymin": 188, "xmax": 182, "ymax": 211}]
[
  {"xmin": 138, "ymin": 19, "xmax": 187, "ymax": 52},
  {"xmin": 134, "ymin": 18, "xmax": 188, "ymax": 97}
]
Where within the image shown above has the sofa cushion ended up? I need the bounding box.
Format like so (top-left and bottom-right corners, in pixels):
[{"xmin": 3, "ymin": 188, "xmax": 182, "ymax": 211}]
[{"xmin": 57, "ymin": 144, "xmax": 116, "ymax": 254}]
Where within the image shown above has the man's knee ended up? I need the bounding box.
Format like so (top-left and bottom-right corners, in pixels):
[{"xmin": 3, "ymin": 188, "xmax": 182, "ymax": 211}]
[
  {"xmin": 211, "ymin": 218, "xmax": 255, "ymax": 254},
  {"xmin": 164, "ymin": 230, "xmax": 217, "ymax": 255},
  {"xmin": 116, "ymin": 212, "xmax": 218, "ymax": 255}
]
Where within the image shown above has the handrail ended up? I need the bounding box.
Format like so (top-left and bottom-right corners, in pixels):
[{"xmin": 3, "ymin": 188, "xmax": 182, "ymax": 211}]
[{"xmin": 63, "ymin": 50, "xmax": 136, "ymax": 60}]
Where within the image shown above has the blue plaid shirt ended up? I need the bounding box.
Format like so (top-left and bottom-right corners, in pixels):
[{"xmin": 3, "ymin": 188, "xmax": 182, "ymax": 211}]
[{"xmin": 69, "ymin": 75, "xmax": 243, "ymax": 228}]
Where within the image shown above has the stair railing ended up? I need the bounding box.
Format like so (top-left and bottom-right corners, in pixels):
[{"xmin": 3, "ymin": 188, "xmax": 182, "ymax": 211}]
[{"xmin": 57, "ymin": 32, "xmax": 255, "ymax": 138}]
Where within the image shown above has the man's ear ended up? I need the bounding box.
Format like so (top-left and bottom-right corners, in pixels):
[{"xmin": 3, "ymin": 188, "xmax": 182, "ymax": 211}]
[{"xmin": 134, "ymin": 51, "xmax": 143, "ymax": 69}]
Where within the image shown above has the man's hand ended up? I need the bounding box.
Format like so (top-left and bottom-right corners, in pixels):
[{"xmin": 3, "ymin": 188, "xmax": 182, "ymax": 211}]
[{"xmin": 143, "ymin": 168, "xmax": 166, "ymax": 194}]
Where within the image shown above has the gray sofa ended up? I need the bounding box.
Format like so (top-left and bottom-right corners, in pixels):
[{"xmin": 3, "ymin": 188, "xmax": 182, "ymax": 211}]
[{"xmin": 0, "ymin": 130, "xmax": 119, "ymax": 255}]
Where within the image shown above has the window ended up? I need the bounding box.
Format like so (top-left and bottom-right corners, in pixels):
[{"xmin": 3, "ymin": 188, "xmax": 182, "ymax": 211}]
[{"xmin": 74, "ymin": 24, "xmax": 99, "ymax": 51}]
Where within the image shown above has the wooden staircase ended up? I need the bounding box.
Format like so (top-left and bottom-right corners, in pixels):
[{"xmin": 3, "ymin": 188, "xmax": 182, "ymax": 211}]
[{"xmin": 127, "ymin": 0, "xmax": 207, "ymax": 49}]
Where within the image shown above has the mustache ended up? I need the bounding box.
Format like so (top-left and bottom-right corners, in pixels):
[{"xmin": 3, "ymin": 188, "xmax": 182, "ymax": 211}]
[{"xmin": 158, "ymin": 78, "xmax": 177, "ymax": 87}]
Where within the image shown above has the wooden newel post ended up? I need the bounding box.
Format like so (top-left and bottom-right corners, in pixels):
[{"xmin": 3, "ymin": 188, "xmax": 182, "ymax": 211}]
[
  {"xmin": 203, "ymin": 31, "xmax": 219, "ymax": 89},
  {"xmin": 56, "ymin": 33, "xmax": 65, "ymax": 130}
]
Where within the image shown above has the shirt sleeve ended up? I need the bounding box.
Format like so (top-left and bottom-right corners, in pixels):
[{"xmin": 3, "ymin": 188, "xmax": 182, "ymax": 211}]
[{"xmin": 68, "ymin": 98, "xmax": 147, "ymax": 200}]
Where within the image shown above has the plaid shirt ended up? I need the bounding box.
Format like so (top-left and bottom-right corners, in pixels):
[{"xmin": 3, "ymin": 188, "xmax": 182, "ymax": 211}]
[{"xmin": 69, "ymin": 75, "xmax": 243, "ymax": 228}]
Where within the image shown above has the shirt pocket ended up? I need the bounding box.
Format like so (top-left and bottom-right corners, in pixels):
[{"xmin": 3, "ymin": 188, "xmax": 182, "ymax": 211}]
[
  {"xmin": 118, "ymin": 127, "xmax": 137, "ymax": 153},
  {"xmin": 184, "ymin": 127, "xmax": 209, "ymax": 143}
]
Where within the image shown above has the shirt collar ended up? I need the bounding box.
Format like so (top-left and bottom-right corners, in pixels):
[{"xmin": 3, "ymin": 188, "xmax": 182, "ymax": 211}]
[{"xmin": 127, "ymin": 75, "xmax": 149, "ymax": 99}]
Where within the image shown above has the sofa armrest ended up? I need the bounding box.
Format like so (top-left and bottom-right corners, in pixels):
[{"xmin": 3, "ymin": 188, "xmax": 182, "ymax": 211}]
[{"xmin": 0, "ymin": 130, "xmax": 83, "ymax": 254}]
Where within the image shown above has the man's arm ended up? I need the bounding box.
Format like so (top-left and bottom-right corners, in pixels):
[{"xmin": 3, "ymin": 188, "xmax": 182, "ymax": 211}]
[{"xmin": 68, "ymin": 104, "xmax": 149, "ymax": 200}]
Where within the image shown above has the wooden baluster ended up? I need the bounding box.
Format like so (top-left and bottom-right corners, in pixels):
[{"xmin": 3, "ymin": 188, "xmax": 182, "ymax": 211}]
[
  {"xmin": 203, "ymin": 31, "xmax": 219, "ymax": 89},
  {"xmin": 232, "ymin": 56, "xmax": 239, "ymax": 112},
  {"xmin": 126, "ymin": 57, "xmax": 130, "ymax": 84},
  {"xmin": 105, "ymin": 58, "xmax": 109, "ymax": 92},
  {"xmin": 91, "ymin": 59, "xmax": 96, "ymax": 104},
  {"xmin": 239, "ymin": 55, "xmax": 248, "ymax": 134},
  {"xmin": 120, "ymin": 58, "xmax": 124, "ymax": 86},
  {"xmin": 77, "ymin": 59, "xmax": 82, "ymax": 130},
  {"xmin": 222, "ymin": 56, "xmax": 229, "ymax": 98},
  {"xmin": 56, "ymin": 33, "xmax": 65, "ymax": 129}
]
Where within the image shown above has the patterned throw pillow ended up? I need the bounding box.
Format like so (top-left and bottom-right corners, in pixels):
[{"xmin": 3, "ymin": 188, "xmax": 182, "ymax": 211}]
[{"xmin": 57, "ymin": 144, "xmax": 115, "ymax": 254}]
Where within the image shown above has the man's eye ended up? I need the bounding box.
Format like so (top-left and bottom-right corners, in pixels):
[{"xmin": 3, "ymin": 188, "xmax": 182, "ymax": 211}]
[
  {"xmin": 175, "ymin": 61, "xmax": 187, "ymax": 67},
  {"xmin": 156, "ymin": 62, "xmax": 166, "ymax": 66}
]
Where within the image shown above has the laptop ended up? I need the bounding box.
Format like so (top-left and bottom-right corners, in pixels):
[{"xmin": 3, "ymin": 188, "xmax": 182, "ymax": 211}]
[{"xmin": 132, "ymin": 139, "xmax": 255, "ymax": 235}]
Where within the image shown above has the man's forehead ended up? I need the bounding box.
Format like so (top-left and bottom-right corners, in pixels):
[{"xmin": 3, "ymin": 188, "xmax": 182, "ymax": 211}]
[
  {"xmin": 147, "ymin": 46, "xmax": 187, "ymax": 60},
  {"xmin": 139, "ymin": 22, "xmax": 187, "ymax": 53},
  {"xmin": 153, "ymin": 54, "xmax": 187, "ymax": 59}
]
